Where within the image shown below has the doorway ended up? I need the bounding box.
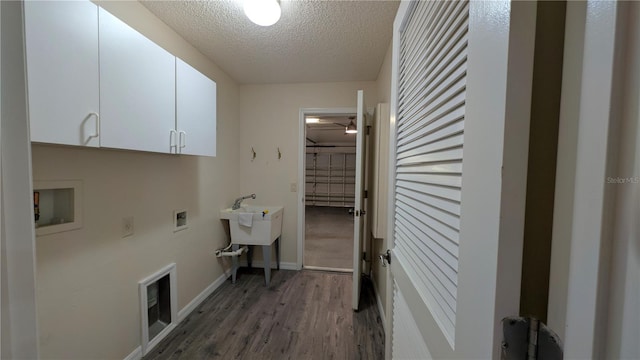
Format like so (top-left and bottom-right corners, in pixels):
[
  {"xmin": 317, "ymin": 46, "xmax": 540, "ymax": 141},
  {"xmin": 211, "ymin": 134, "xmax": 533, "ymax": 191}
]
[{"xmin": 301, "ymin": 112, "xmax": 357, "ymax": 272}]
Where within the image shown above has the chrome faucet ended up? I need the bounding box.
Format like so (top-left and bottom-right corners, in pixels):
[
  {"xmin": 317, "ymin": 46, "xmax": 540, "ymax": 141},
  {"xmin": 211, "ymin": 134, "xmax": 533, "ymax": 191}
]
[{"xmin": 232, "ymin": 193, "xmax": 256, "ymax": 210}]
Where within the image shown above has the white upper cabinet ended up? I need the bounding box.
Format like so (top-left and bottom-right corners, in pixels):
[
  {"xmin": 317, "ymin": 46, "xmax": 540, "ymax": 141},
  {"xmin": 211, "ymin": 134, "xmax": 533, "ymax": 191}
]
[
  {"xmin": 24, "ymin": 3, "xmax": 217, "ymax": 156},
  {"xmin": 176, "ymin": 59, "xmax": 217, "ymax": 157},
  {"xmin": 98, "ymin": 8, "xmax": 176, "ymax": 154},
  {"xmin": 24, "ymin": 1, "xmax": 100, "ymax": 147}
]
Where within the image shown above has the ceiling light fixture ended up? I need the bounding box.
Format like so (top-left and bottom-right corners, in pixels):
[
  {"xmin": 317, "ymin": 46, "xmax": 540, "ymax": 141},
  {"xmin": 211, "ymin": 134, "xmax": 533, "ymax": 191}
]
[
  {"xmin": 306, "ymin": 117, "xmax": 320, "ymax": 124},
  {"xmin": 345, "ymin": 120, "xmax": 357, "ymax": 134},
  {"xmin": 243, "ymin": 0, "xmax": 281, "ymax": 27}
]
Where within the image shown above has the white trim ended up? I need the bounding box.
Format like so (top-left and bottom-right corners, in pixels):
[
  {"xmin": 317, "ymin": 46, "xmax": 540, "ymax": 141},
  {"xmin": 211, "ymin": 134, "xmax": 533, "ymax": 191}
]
[
  {"xmin": 297, "ymin": 107, "xmax": 357, "ymax": 271},
  {"xmin": 549, "ymin": 1, "xmax": 623, "ymax": 358},
  {"xmin": 239, "ymin": 260, "xmax": 298, "ymax": 270},
  {"xmin": 1, "ymin": 1, "xmax": 40, "ymax": 357},
  {"xmin": 384, "ymin": 2, "xmax": 410, "ymax": 358},
  {"xmin": 546, "ymin": 1, "xmax": 587, "ymax": 342},
  {"xmin": 177, "ymin": 272, "xmax": 230, "ymax": 322},
  {"xmin": 139, "ymin": 263, "xmax": 178, "ymax": 356},
  {"xmin": 122, "ymin": 346, "xmax": 142, "ymax": 360},
  {"xmin": 303, "ymin": 265, "xmax": 352, "ymax": 273}
]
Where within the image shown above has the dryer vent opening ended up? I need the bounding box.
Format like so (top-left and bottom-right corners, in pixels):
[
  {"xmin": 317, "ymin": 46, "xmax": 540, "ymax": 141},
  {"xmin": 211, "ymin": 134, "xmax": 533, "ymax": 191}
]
[
  {"xmin": 139, "ymin": 263, "xmax": 177, "ymax": 355},
  {"xmin": 147, "ymin": 275, "xmax": 171, "ymax": 339}
]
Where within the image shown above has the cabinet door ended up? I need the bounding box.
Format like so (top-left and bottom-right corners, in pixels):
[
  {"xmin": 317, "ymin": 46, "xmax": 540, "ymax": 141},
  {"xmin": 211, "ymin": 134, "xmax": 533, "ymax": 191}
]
[
  {"xmin": 24, "ymin": 1, "xmax": 100, "ymax": 147},
  {"xmin": 176, "ymin": 59, "xmax": 217, "ymax": 157},
  {"xmin": 98, "ymin": 8, "xmax": 175, "ymax": 154}
]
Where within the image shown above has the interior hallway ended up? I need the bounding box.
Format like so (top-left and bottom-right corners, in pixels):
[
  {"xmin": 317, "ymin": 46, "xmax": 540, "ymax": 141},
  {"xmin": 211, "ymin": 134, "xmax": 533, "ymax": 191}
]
[
  {"xmin": 304, "ymin": 206, "xmax": 354, "ymax": 270},
  {"xmin": 143, "ymin": 270, "xmax": 384, "ymax": 359}
]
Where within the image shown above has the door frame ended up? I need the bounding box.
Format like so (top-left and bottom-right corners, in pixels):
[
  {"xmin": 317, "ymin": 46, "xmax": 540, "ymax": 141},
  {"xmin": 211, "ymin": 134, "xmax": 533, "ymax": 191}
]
[
  {"xmin": 297, "ymin": 107, "xmax": 356, "ymax": 271},
  {"xmin": 1, "ymin": 0, "xmax": 40, "ymax": 357},
  {"xmin": 547, "ymin": 1, "xmax": 627, "ymax": 357}
]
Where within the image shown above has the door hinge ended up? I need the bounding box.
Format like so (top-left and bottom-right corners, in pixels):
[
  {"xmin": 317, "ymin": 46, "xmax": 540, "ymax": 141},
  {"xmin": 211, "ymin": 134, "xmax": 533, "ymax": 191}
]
[
  {"xmin": 364, "ymin": 190, "xmax": 368, "ymax": 199},
  {"xmin": 362, "ymin": 251, "xmax": 367, "ymax": 261},
  {"xmin": 501, "ymin": 316, "xmax": 562, "ymax": 360},
  {"xmin": 366, "ymin": 125, "xmax": 371, "ymax": 135}
]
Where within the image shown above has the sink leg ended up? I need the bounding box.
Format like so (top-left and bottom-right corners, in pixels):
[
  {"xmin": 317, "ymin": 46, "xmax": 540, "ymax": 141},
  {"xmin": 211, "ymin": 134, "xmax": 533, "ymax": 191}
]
[
  {"xmin": 247, "ymin": 245, "xmax": 253, "ymax": 268},
  {"xmin": 263, "ymin": 245, "xmax": 271, "ymax": 286},
  {"xmin": 276, "ymin": 237, "xmax": 280, "ymax": 270},
  {"xmin": 231, "ymin": 244, "xmax": 239, "ymax": 284}
]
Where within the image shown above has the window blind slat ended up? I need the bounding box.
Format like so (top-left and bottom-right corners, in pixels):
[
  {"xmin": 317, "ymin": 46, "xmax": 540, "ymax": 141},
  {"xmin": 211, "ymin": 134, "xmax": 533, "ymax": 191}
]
[
  {"xmin": 395, "ymin": 240, "xmax": 457, "ymax": 326},
  {"xmin": 395, "ymin": 241, "xmax": 456, "ymax": 330},
  {"xmin": 396, "ymin": 180, "xmax": 461, "ymax": 203},
  {"xmin": 398, "ymin": 3, "xmax": 469, "ymax": 107},
  {"xmin": 396, "ymin": 185, "xmax": 461, "ymax": 216},
  {"xmin": 396, "ymin": 215, "xmax": 459, "ymax": 283},
  {"xmin": 399, "ymin": 0, "xmax": 466, "ymax": 95}
]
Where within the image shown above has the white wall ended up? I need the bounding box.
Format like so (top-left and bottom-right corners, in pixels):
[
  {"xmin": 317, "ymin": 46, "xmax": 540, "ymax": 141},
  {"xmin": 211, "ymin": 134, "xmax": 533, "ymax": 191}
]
[
  {"xmin": 32, "ymin": 1, "xmax": 240, "ymax": 358},
  {"xmin": 377, "ymin": 44, "xmax": 392, "ymax": 105},
  {"xmin": 238, "ymin": 81, "xmax": 378, "ymax": 265}
]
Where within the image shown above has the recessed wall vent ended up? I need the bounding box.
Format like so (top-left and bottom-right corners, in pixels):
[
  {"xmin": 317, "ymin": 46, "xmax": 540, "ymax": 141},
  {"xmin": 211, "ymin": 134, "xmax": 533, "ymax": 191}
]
[
  {"xmin": 33, "ymin": 180, "xmax": 83, "ymax": 236},
  {"xmin": 173, "ymin": 209, "xmax": 188, "ymax": 232},
  {"xmin": 139, "ymin": 263, "xmax": 177, "ymax": 355}
]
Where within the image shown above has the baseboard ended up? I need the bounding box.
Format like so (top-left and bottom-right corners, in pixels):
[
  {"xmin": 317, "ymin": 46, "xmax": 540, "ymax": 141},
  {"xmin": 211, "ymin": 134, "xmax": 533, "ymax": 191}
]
[
  {"xmin": 123, "ymin": 346, "xmax": 142, "ymax": 360},
  {"xmin": 371, "ymin": 276, "xmax": 387, "ymax": 334},
  {"xmin": 303, "ymin": 265, "xmax": 352, "ymax": 273},
  {"xmin": 178, "ymin": 271, "xmax": 230, "ymax": 322},
  {"xmin": 238, "ymin": 260, "xmax": 298, "ymax": 270}
]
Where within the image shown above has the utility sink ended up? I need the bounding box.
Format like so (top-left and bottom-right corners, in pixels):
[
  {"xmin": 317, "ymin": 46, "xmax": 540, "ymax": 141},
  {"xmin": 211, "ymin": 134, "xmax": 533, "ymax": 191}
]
[{"xmin": 220, "ymin": 206, "xmax": 283, "ymax": 245}]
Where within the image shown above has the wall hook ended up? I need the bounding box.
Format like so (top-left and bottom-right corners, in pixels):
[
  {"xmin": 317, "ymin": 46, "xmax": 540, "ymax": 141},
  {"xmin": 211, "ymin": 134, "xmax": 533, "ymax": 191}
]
[
  {"xmin": 251, "ymin": 147, "xmax": 256, "ymax": 161},
  {"xmin": 277, "ymin": 147, "xmax": 282, "ymax": 160}
]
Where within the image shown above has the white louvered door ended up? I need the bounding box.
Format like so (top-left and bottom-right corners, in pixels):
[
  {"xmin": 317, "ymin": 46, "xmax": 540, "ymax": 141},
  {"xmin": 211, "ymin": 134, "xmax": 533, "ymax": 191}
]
[{"xmin": 385, "ymin": 1, "xmax": 536, "ymax": 358}]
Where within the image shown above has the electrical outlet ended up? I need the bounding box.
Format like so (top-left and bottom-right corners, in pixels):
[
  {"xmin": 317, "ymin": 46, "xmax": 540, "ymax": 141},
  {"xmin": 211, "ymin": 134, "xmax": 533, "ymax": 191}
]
[
  {"xmin": 122, "ymin": 216, "xmax": 134, "ymax": 238},
  {"xmin": 290, "ymin": 182, "xmax": 297, "ymax": 192}
]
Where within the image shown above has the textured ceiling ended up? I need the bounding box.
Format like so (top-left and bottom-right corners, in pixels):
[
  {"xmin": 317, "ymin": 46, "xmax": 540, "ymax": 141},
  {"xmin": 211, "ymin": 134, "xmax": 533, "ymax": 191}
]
[{"xmin": 140, "ymin": 0, "xmax": 399, "ymax": 84}]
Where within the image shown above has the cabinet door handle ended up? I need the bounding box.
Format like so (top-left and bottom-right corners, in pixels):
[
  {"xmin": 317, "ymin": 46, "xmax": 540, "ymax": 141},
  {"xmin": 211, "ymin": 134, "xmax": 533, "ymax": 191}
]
[
  {"xmin": 170, "ymin": 129, "xmax": 177, "ymax": 153},
  {"xmin": 88, "ymin": 112, "xmax": 100, "ymax": 139},
  {"xmin": 179, "ymin": 131, "xmax": 186, "ymax": 150}
]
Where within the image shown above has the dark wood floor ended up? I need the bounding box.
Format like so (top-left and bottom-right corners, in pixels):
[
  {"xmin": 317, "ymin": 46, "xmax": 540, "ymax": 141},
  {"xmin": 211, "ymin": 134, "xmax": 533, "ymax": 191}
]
[{"xmin": 143, "ymin": 269, "xmax": 385, "ymax": 360}]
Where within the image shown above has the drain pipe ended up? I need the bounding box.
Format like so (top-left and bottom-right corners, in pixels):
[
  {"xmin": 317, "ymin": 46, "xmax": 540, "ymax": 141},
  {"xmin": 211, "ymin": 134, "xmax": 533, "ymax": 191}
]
[{"xmin": 215, "ymin": 246, "xmax": 247, "ymax": 258}]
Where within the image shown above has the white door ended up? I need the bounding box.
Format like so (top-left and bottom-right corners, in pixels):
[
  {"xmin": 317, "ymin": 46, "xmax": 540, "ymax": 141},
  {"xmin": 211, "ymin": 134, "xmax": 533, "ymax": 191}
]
[
  {"xmin": 352, "ymin": 90, "xmax": 366, "ymax": 311},
  {"xmin": 385, "ymin": 1, "xmax": 536, "ymax": 358},
  {"xmin": 24, "ymin": 0, "xmax": 100, "ymax": 147},
  {"xmin": 176, "ymin": 58, "xmax": 217, "ymax": 157},
  {"xmin": 99, "ymin": 8, "xmax": 175, "ymax": 154}
]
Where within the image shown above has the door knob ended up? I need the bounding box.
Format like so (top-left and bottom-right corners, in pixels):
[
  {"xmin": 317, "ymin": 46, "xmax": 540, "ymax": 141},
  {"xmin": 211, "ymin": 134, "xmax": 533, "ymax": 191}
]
[{"xmin": 379, "ymin": 250, "xmax": 391, "ymax": 267}]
